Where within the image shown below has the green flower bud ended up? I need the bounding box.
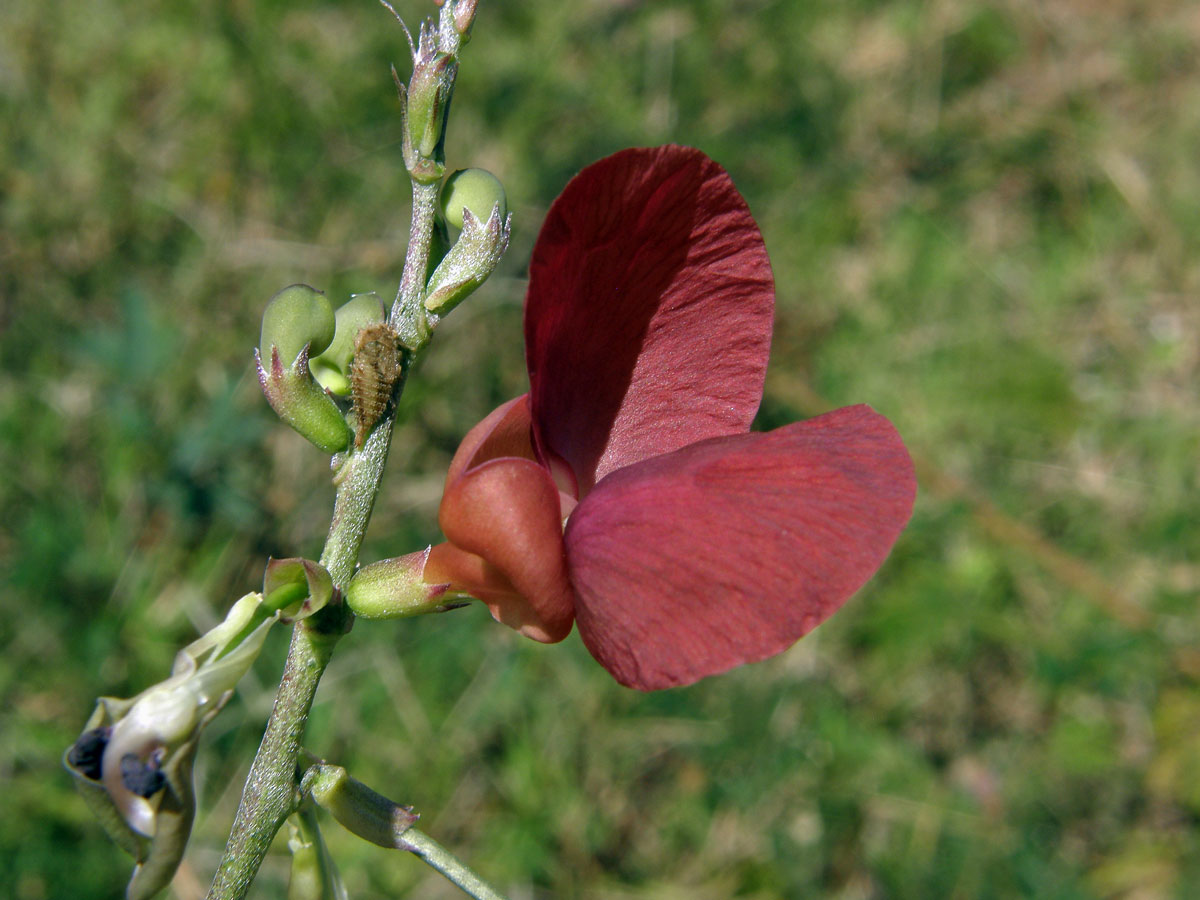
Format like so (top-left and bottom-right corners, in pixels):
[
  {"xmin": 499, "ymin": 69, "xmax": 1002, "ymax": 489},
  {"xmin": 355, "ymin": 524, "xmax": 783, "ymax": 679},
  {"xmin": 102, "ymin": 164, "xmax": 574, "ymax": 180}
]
[
  {"xmin": 345, "ymin": 549, "xmax": 467, "ymax": 619},
  {"xmin": 403, "ymin": 22, "xmax": 455, "ymax": 181},
  {"xmin": 260, "ymin": 285, "xmax": 336, "ymax": 365},
  {"xmin": 311, "ymin": 293, "xmax": 387, "ymax": 396},
  {"xmin": 440, "ymin": 168, "xmax": 507, "ymax": 230}
]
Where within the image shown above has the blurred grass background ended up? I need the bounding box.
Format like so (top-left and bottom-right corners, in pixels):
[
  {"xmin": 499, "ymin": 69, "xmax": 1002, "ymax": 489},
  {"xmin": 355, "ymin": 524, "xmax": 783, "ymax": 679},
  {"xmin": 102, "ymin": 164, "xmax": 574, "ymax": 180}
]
[{"xmin": 2, "ymin": 0, "xmax": 1198, "ymax": 897}]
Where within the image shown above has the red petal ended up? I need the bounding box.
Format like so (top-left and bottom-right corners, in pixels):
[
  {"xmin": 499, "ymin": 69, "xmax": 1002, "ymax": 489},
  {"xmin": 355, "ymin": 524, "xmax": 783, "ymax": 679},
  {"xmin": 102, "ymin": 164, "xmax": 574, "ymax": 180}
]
[
  {"xmin": 435, "ymin": 456, "xmax": 575, "ymax": 643},
  {"xmin": 563, "ymin": 405, "xmax": 916, "ymax": 690},
  {"xmin": 444, "ymin": 394, "xmax": 537, "ymax": 486},
  {"xmin": 525, "ymin": 145, "xmax": 774, "ymax": 495}
]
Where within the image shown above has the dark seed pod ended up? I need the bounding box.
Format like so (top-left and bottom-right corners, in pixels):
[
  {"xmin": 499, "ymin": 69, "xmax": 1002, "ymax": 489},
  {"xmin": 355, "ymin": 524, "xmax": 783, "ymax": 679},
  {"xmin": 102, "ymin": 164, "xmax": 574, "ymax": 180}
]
[{"xmin": 350, "ymin": 323, "xmax": 404, "ymax": 449}]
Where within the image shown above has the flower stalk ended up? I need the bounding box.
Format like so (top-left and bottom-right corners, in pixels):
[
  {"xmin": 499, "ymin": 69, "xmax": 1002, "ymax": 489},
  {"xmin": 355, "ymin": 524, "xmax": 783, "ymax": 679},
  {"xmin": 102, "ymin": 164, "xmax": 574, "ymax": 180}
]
[{"xmin": 398, "ymin": 829, "xmax": 508, "ymax": 900}]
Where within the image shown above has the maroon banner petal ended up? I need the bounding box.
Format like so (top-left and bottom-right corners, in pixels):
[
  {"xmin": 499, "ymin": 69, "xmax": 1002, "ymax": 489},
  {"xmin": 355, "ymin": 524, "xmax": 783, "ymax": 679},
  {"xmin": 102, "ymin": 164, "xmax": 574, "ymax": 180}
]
[
  {"xmin": 563, "ymin": 405, "xmax": 916, "ymax": 690},
  {"xmin": 437, "ymin": 456, "xmax": 575, "ymax": 643},
  {"xmin": 525, "ymin": 145, "xmax": 775, "ymax": 496}
]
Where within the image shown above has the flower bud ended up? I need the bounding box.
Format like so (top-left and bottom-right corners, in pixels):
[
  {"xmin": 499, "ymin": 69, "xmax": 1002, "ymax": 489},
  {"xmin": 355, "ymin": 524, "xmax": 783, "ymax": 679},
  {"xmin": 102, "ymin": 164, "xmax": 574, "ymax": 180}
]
[
  {"xmin": 345, "ymin": 548, "xmax": 466, "ymax": 619},
  {"xmin": 256, "ymin": 284, "xmax": 353, "ymax": 453},
  {"xmin": 424, "ymin": 205, "xmax": 512, "ymax": 317},
  {"xmin": 451, "ymin": 0, "xmax": 478, "ymax": 40},
  {"xmin": 404, "ymin": 21, "xmax": 456, "ymax": 180},
  {"xmin": 260, "ymin": 285, "xmax": 336, "ymax": 366},
  {"xmin": 310, "ymin": 293, "xmax": 388, "ymax": 396},
  {"xmin": 440, "ymin": 168, "xmax": 507, "ymax": 231}
]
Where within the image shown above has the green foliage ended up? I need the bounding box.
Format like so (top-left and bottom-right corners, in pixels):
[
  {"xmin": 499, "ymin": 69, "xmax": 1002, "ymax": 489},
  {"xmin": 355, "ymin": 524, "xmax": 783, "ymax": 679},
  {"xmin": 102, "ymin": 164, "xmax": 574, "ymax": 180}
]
[{"xmin": 3, "ymin": 0, "xmax": 1199, "ymax": 897}]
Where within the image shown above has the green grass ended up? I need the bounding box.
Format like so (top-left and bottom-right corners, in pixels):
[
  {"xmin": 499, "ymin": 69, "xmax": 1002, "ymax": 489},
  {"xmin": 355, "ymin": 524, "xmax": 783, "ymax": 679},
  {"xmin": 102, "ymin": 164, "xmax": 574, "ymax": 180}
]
[{"xmin": 2, "ymin": 0, "xmax": 1199, "ymax": 897}]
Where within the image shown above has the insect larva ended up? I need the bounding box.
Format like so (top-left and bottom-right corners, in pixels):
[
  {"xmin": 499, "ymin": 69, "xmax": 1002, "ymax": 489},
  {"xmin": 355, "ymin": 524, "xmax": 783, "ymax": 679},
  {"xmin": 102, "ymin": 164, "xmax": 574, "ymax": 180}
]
[{"xmin": 350, "ymin": 322, "xmax": 404, "ymax": 449}]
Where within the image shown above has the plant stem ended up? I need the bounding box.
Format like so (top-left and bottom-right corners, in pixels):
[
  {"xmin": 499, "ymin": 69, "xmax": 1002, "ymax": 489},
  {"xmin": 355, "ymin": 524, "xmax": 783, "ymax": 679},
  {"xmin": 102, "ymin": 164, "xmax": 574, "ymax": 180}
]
[
  {"xmin": 207, "ymin": 620, "xmax": 342, "ymax": 900},
  {"xmin": 205, "ymin": 130, "xmax": 436, "ymax": 900},
  {"xmin": 391, "ymin": 178, "xmax": 440, "ymax": 348},
  {"xmin": 208, "ymin": 415, "xmax": 400, "ymax": 900},
  {"xmin": 207, "ymin": 5, "xmax": 475, "ymax": 896},
  {"xmin": 400, "ymin": 829, "xmax": 509, "ymax": 900}
]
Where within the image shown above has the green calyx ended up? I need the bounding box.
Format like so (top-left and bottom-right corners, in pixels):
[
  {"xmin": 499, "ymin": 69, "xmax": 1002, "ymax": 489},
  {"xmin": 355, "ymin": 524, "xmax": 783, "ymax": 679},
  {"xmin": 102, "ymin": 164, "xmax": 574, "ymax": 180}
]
[
  {"xmin": 256, "ymin": 344, "xmax": 352, "ymax": 454},
  {"xmin": 424, "ymin": 201, "xmax": 511, "ymax": 317},
  {"xmin": 407, "ymin": 52, "xmax": 455, "ymax": 160},
  {"xmin": 345, "ymin": 550, "xmax": 465, "ymax": 619},
  {"xmin": 301, "ymin": 759, "xmax": 418, "ymax": 849},
  {"xmin": 263, "ymin": 557, "xmax": 335, "ymax": 621},
  {"xmin": 401, "ymin": 20, "xmax": 456, "ymax": 181}
]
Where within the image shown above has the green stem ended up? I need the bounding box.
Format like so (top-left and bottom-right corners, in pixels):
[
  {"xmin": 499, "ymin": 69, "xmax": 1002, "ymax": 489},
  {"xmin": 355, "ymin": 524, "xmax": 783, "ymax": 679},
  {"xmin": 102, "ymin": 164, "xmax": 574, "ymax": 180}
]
[
  {"xmin": 320, "ymin": 410, "xmax": 401, "ymax": 585},
  {"xmin": 207, "ymin": 408, "xmax": 400, "ymax": 900},
  {"xmin": 206, "ymin": 618, "xmax": 342, "ymax": 899},
  {"xmin": 207, "ymin": 5, "xmax": 474, "ymax": 896},
  {"xmin": 391, "ymin": 178, "xmax": 439, "ymax": 348},
  {"xmin": 401, "ymin": 829, "xmax": 508, "ymax": 900}
]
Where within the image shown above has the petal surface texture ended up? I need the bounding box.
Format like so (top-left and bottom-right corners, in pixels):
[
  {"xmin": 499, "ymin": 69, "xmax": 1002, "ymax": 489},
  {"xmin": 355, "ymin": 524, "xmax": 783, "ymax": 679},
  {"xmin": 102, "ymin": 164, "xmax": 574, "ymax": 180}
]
[
  {"xmin": 564, "ymin": 405, "xmax": 917, "ymax": 690},
  {"xmin": 433, "ymin": 395, "xmax": 574, "ymax": 642},
  {"xmin": 525, "ymin": 145, "xmax": 775, "ymax": 494}
]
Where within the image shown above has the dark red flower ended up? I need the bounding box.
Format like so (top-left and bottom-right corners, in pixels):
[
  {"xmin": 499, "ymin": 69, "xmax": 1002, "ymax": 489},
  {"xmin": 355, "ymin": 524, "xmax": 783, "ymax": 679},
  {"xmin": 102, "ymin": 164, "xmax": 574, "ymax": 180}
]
[{"xmin": 424, "ymin": 145, "xmax": 916, "ymax": 691}]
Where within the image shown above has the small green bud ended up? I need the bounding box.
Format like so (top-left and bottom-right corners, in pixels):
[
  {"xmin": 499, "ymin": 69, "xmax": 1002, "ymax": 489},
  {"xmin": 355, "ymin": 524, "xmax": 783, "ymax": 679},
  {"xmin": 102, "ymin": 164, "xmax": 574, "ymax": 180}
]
[
  {"xmin": 311, "ymin": 293, "xmax": 387, "ymax": 395},
  {"xmin": 403, "ymin": 22, "xmax": 456, "ymax": 178},
  {"xmin": 260, "ymin": 285, "xmax": 336, "ymax": 365},
  {"xmin": 345, "ymin": 549, "xmax": 466, "ymax": 618},
  {"xmin": 440, "ymin": 168, "xmax": 507, "ymax": 230}
]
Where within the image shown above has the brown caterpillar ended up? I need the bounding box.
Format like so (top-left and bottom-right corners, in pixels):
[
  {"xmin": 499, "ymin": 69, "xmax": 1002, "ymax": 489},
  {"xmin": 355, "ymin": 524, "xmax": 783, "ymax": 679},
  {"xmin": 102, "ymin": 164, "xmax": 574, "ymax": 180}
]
[{"xmin": 350, "ymin": 322, "xmax": 404, "ymax": 449}]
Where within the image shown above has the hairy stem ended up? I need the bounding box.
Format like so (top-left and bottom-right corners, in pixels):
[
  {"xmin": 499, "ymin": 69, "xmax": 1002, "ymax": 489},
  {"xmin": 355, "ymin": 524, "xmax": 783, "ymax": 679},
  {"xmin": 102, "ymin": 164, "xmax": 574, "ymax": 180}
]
[
  {"xmin": 207, "ymin": 4, "xmax": 475, "ymax": 896},
  {"xmin": 206, "ymin": 620, "xmax": 343, "ymax": 899},
  {"xmin": 207, "ymin": 418, "xmax": 398, "ymax": 900},
  {"xmin": 391, "ymin": 178, "xmax": 440, "ymax": 348}
]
